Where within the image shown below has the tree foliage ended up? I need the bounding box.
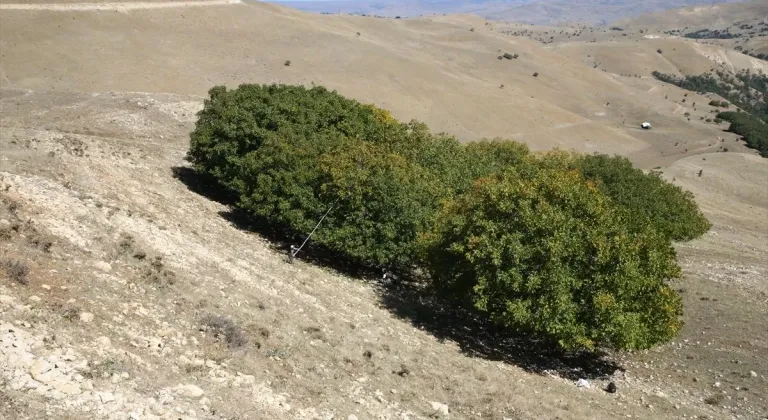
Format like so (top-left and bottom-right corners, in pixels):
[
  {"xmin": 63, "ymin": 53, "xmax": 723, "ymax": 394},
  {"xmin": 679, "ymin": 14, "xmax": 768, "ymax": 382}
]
[
  {"xmin": 575, "ymin": 154, "xmax": 712, "ymax": 241},
  {"xmin": 187, "ymin": 83, "xmax": 704, "ymax": 352},
  {"xmin": 652, "ymin": 70, "xmax": 768, "ymax": 123},
  {"xmin": 316, "ymin": 140, "xmax": 447, "ymax": 268},
  {"xmin": 188, "ymin": 84, "xmax": 443, "ymax": 269},
  {"xmin": 420, "ymin": 154, "xmax": 683, "ymax": 351},
  {"xmin": 716, "ymin": 112, "xmax": 768, "ymax": 157}
]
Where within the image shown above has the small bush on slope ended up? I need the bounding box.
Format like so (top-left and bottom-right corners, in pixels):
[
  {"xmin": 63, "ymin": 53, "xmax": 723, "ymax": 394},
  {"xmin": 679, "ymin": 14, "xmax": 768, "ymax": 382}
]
[
  {"xmin": 420, "ymin": 153, "xmax": 683, "ymax": 351},
  {"xmin": 575, "ymin": 154, "xmax": 711, "ymax": 241}
]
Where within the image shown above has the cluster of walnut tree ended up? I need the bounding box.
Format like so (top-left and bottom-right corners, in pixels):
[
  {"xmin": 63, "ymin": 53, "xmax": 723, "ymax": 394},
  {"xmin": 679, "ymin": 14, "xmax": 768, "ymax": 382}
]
[{"xmin": 187, "ymin": 84, "xmax": 711, "ymax": 351}]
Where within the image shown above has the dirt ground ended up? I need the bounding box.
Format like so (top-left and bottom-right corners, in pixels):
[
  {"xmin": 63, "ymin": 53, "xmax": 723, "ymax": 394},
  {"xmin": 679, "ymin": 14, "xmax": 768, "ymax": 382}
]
[
  {"xmin": 1, "ymin": 86, "xmax": 766, "ymax": 420},
  {"xmin": 0, "ymin": 1, "xmax": 767, "ymax": 419}
]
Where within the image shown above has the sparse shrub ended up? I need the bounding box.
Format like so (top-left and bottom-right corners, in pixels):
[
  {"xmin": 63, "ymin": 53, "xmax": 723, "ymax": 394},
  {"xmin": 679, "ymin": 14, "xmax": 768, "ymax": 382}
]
[
  {"xmin": 201, "ymin": 314, "xmax": 248, "ymax": 348},
  {"xmin": 704, "ymin": 394, "xmax": 725, "ymax": 405},
  {"xmin": 657, "ymin": 49, "xmax": 663, "ymax": 54},
  {"xmin": 117, "ymin": 234, "xmax": 136, "ymax": 255},
  {"xmin": 0, "ymin": 226, "xmax": 13, "ymax": 241},
  {"xmin": 28, "ymin": 235, "xmax": 53, "ymax": 252},
  {"xmin": 304, "ymin": 326, "xmax": 327, "ymax": 341},
  {"xmin": 3, "ymin": 259, "xmax": 29, "ymax": 285},
  {"xmin": 533, "ymin": 72, "xmax": 539, "ymax": 77},
  {"xmin": 503, "ymin": 52, "xmax": 513, "ymax": 59},
  {"xmin": 284, "ymin": 60, "xmax": 291, "ymax": 67},
  {"xmin": 61, "ymin": 304, "xmax": 81, "ymax": 321},
  {"xmin": 84, "ymin": 358, "xmax": 123, "ymax": 379},
  {"xmin": 420, "ymin": 153, "xmax": 684, "ymax": 351},
  {"xmin": 142, "ymin": 256, "xmax": 176, "ymax": 287}
]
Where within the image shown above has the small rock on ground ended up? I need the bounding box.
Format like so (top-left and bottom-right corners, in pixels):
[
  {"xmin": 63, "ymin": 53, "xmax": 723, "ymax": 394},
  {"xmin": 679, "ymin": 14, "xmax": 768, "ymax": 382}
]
[{"xmin": 429, "ymin": 401, "xmax": 449, "ymax": 417}]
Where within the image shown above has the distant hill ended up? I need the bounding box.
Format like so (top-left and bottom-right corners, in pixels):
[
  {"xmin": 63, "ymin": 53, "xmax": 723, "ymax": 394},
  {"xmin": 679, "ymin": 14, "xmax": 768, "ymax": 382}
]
[
  {"xmin": 616, "ymin": 1, "xmax": 768, "ymax": 29},
  {"xmin": 617, "ymin": 1, "xmax": 768, "ymax": 60},
  {"xmin": 264, "ymin": 0, "xmax": 754, "ymax": 25}
]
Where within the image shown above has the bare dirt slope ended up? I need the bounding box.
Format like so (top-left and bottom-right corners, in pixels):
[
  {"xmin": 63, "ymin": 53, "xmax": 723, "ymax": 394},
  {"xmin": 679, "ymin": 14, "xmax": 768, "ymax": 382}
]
[
  {"xmin": 1, "ymin": 1, "xmax": 768, "ymax": 420},
  {"xmin": 2, "ymin": 86, "xmax": 767, "ymax": 420}
]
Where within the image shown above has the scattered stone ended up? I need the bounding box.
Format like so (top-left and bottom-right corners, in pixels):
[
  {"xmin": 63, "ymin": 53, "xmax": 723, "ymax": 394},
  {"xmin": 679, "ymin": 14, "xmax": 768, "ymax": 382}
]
[
  {"xmin": 176, "ymin": 384, "xmax": 204, "ymax": 398},
  {"xmin": 81, "ymin": 380, "xmax": 94, "ymax": 391},
  {"xmin": 606, "ymin": 382, "xmax": 617, "ymax": 393},
  {"xmin": 576, "ymin": 378, "xmax": 591, "ymax": 388},
  {"xmin": 158, "ymin": 327, "xmax": 175, "ymax": 337},
  {"xmin": 749, "ymin": 371, "xmax": 757, "ymax": 378},
  {"xmin": 28, "ymin": 296, "xmax": 42, "ymax": 303},
  {"xmin": 0, "ymin": 295, "xmax": 14, "ymax": 305},
  {"xmin": 348, "ymin": 415, "xmax": 359, "ymax": 420},
  {"xmin": 94, "ymin": 261, "xmax": 112, "ymax": 272},
  {"xmin": 98, "ymin": 391, "xmax": 116, "ymax": 404},
  {"xmin": 429, "ymin": 401, "xmax": 449, "ymax": 417},
  {"xmin": 79, "ymin": 312, "xmax": 94, "ymax": 323},
  {"xmin": 95, "ymin": 336, "xmax": 111, "ymax": 347},
  {"xmin": 29, "ymin": 360, "xmax": 52, "ymax": 378},
  {"xmin": 41, "ymin": 285, "xmax": 51, "ymax": 290},
  {"xmin": 54, "ymin": 381, "xmax": 81, "ymax": 395},
  {"xmin": 714, "ymin": 382, "xmax": 721, "ymax": 388}
]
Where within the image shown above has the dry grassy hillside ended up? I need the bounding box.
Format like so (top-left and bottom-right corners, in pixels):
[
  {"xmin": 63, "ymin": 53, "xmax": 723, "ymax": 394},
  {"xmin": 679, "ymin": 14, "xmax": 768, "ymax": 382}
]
[
  {"xmin": 1, "ymin": 1, "xmax": 768, "ymax": 420},
  {"xmin": 488, "ymin": 16, "xmax": 768, "ymax": 77},
  {"xmin": 552, "ymin": 37, "xmax": 768, "ymax": 76},
  {"xmin": 0, "ymin": 0, "xmax": 759, "ymax": 164},
  {"xmin": 616, "ymin": 1, "xmax": 768, "ymax": 31},
  {"xmin": 2, "ymin": 85, "xmax": 767, "ymax": 420},
  {"xmin": 617, "ymin": 1, "xmax": 768, "ymax": 59}
]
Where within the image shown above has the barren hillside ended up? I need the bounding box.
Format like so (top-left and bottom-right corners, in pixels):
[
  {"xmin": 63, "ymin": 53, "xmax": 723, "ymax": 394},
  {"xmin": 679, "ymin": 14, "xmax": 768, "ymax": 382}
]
[
  {"xmin": 616, "ymin": 1, "xmax": 768, "ymax": 31},
  {"xmin": 267, "ymin": 0, "xmax": 754, "ymax": 26},
  {"xmin": 1, "ymin": 0, "xmax": 762, "ymax": 165},
  {"xmin": 617, "ymin": 1, "xmax": 768, "ymax": 59},
  {"xmin": 1, "ymin": 1, "xmax": 767, "ymax": 420}
]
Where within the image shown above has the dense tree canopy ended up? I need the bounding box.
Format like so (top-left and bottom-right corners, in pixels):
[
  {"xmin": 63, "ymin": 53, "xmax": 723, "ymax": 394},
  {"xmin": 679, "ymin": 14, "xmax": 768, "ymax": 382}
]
[
  {"xmin": 420, "ymin": 154, "xmax": 684, "ymax": 350},
  {"xmin": 716, "ymin": 112, "xmax": 768, "ymax": 157},
  {"xmin": 187, "ymin": 83, "xmax": 708, "ymax": 351},
  {"xmin": 575, "ymin": 154, "xmax": 712, "ymax": 241}
]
